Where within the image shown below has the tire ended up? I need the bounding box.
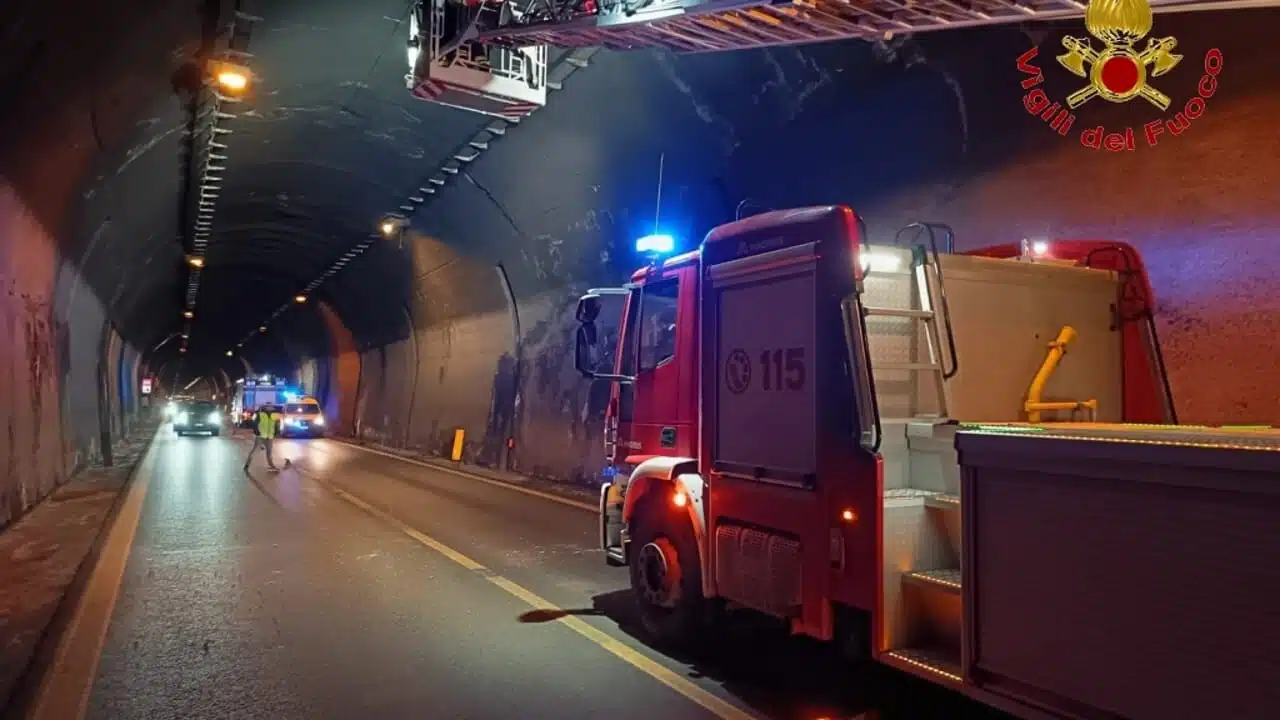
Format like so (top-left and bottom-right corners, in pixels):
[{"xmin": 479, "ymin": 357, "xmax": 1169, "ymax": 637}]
[
  {"xmin": 628, "ymin": 499, "xmax": 705, "ymax": 648},
  {"xmin": 211, "ymin": 430, "xmax": 221, "ymax": 437}
]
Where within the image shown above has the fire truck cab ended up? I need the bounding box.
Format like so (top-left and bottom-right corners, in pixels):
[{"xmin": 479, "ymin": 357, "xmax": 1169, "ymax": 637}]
[{"xmin": 574, "ymin": 205, "xmax": 1189, "ymax": 715}]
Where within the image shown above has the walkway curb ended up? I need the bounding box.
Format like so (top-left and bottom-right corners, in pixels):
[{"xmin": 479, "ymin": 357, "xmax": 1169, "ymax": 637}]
[{"xmin": 1, "ymin": 425, "xmax": 161, "ymax": 720}]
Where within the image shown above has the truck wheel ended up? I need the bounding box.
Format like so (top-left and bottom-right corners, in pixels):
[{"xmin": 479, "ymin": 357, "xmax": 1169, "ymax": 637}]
[{"xmin": 629, "ymin": 503, "xmax": 703, "ymax": 648}]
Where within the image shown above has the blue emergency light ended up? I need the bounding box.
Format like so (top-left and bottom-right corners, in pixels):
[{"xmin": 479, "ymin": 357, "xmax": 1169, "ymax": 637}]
[{"xmin": 636, "ymin": 234, "xmax": 675, "ymax": 255}]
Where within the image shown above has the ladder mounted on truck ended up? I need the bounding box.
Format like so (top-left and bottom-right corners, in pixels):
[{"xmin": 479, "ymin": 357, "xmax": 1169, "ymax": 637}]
[
  {"xmin": 861, "ymin": 223, "xmax": 960, "ymax": 419},
  {"xmin": 407, "ymin": 0, "xmax": 549, "ymax": 119},
  {"xmin": 462, "ymin": 0, "xmax": 1263, "ymax": 54},
  {"xmin": 406, "ymin": 0, "xmax": 1275, "ymax": 115}
]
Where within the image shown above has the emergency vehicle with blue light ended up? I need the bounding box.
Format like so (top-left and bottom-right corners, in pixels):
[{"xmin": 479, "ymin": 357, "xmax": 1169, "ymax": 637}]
[{"xmin": 573, "ymin": 205, "xmax": 1279, "ymax": 719}]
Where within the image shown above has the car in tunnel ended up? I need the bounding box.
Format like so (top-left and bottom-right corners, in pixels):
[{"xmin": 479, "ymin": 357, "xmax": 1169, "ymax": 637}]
[
  {"xmin": 163, "ymin": 395, "xmax": 193, "ymax": 421},
  {"xmin": 279, "ymin": 399, "xmax": 326, "ymax": 438},
  {"xmin": 173, "ymin": 400, "xmax": 223, "ymax": 437}
]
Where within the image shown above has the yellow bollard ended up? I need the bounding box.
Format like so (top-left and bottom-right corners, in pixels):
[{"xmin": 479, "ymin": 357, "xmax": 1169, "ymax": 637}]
[{"xmin": 450, "ymin": 428, "xmax": 465, "ymax": 462}]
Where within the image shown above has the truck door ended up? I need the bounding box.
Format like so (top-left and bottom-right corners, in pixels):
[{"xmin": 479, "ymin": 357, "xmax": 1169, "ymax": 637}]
[
  {"xmin": 621, "ymin": 272, "xmax": 691, "ymax": 459},
  {"xmin": 699, "ymin": 208, "xmax": 876, "ymax": 640},
  {"xmin": 700, "ymin": 236, "xmax": 830, "ymax": 634}
]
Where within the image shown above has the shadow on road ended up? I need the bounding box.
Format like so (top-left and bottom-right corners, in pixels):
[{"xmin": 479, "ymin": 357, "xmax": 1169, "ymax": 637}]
[
  {"xmin": 522, "ymin": 589, "xmax": 1012, "ymax": 720},
  {"xmin": 517, "ymin": 608, "xmax": 607, "ymax": 622}
]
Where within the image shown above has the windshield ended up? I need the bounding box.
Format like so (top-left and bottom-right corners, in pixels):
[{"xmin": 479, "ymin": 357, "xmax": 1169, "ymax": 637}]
[
  {"xmin": 285, "ymin": 403, "xmax": 321, "ymax": 414},
  {"xmin": 184, "ymin": 402, "xmax": 217, "ymax": 414}
]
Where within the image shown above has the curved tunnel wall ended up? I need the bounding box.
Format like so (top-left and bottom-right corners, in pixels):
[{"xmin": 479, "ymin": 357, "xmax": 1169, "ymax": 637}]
[
  {"xmin": 0, "ymin": 186, "xmax": 144, "ymax": 529},
  {"xmin": 0, "ymin": 0, "xmax": 177, "ymax": 528},
  {"xmin": 323, "ymin": 9, "xmax": 1280, "ymax": 486}
]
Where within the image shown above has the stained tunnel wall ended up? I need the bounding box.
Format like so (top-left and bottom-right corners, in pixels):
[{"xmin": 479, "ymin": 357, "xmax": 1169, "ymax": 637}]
[
  {"xmin": 0, "ymin": 186, "xmax": 146, "ymax": 530},
  {"xmin": 324, "ymin": 9, "xmax": 1280, "ymax": 486}
]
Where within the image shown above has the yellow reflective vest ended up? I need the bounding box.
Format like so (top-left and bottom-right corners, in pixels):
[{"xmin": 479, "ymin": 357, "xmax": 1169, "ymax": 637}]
[{"xmin": 256, "ymin": 409, "xmax": 280, "ymax": 439}]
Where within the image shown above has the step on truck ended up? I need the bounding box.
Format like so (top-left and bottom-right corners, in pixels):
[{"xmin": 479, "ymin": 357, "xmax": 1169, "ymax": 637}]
[{"xmin": 573, "ymin": 205, "xmax": 1280, "ymax": 719}]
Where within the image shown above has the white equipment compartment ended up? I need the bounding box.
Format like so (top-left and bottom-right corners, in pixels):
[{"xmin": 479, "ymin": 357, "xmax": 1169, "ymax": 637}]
[{"xmin": 406, "ymin": 0, "xmax": 548, "ymax": 119}]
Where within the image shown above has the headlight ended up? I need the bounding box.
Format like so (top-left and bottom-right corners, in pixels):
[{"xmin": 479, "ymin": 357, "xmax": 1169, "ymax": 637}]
[
  {"xmin": 176, "ymin": 412, "xmax": 190, "ymax": 424},
  {"xmin": 314, "ymin": 416, "xmax": 325, "ymax": 426},
  {"xmin": 208, "ymin": 412, "xmax": 221, "ymax": 424}
]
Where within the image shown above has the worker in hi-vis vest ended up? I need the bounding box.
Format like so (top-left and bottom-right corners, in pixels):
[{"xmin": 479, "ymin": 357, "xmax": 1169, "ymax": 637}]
[{"xmin": 244, "ymin": 403, "xmax": 281, "ymax": 472}]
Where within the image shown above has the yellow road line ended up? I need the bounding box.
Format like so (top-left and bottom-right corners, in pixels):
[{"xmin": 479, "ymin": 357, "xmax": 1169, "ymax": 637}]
[
  {"xmin": 327, "ymin": 484, "xmax": 484, "ymax": 571},
  {"xmin": 30, "ymin": 435, "xmax": 161, "ymax": 720},
  {"xmin": 299, "ymin": 469, "xmax": 757, "ymax": 720},
  {"xmin": 322, "ymin": 438, "xmax": 598, "ymax": 513}
]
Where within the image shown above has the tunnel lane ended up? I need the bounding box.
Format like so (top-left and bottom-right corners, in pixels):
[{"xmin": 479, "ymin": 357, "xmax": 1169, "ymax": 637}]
[
  {"xmin": 32, "ymin": 429, "xmax": 1008, "ymax": 720},
  {"xmin": 37, "ymin": 431, "xmax": 731, "ymax": 720}
]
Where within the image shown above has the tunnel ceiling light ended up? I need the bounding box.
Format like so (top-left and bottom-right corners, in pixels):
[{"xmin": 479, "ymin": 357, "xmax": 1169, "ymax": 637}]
[
  {"xmin": 217, "ymin": 71, "xmax": 248, "ymax": 91},
  {"xmin": 226, "ymin": 350, "xmax": 234, "ymax": 357},
  {"xmin": 380, "ymin": 220, "xmax": 396, "ymax": 236},
  {"xmin": 294, "ymin": 294, "xmax": 307, "ymax": 303},
  {"xmin": 213, "ymin": 65, "xmax": 251, "ymax": 93},
  {"xmin": 187, "ymin": 256, "xmax": 205, "ymax": 268},
  {"xmin": 183, "ymin": 311, "xmax": 194, "ymax": 319},
  {"xmin": 259, "ymin": 325, "xmax": 267, "ymax": 332}
]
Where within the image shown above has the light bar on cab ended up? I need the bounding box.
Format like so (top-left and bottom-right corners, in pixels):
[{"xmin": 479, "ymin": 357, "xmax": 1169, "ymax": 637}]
[{"xmin": 636, "ymin": 234, "xmax": 675, "ymax": 255}]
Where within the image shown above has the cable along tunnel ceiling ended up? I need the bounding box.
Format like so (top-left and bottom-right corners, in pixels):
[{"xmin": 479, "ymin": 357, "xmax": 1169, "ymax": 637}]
[{"xmin": 114, "ymin": 0, "xmax": 537, "ymax": 366}]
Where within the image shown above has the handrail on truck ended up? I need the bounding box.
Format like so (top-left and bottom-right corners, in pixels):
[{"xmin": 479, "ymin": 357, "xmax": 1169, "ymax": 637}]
[
  {"xmin": 847, "ymin": 211, "xmax": 882, "ymax": 454},
  {"xmin": 1082, "ymin": 245, "xmax": 1179, "ymax": 425},
  {"xmin": 892, "ymin": 222, "xmax": 960, "ymax": 380}
]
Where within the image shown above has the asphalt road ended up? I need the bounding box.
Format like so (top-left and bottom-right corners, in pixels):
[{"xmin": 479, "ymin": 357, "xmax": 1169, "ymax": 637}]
[{"xmin": 49, "ymin": 429, "xmax": 1009, "ymax": 720}]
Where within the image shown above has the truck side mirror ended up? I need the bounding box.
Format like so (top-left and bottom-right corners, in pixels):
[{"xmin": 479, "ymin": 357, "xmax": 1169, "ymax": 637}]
[
  {"xmin": 575, "ymin": 322, "xmax": 599, "ymax": 378},
  {"xmin": 576, "ymin": 294, "xmax": 602, "ymax": 323}
]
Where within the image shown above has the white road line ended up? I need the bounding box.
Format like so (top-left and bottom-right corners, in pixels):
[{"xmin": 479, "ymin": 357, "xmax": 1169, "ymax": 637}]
[{"xmin": 29, "ymin": 432, "xmax": 162, "ymax": 720}]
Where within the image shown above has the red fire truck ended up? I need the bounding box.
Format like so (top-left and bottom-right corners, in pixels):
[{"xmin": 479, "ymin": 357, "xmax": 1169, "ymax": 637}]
[{"xmin": 574, "ymin": 206, "xmax": 1278, "ymax": 719}]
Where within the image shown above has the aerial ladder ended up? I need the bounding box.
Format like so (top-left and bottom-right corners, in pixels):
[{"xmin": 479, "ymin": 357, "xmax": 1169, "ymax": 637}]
[{"xmin": 406, "ymin": 0, "xmax": 1273, "ymax": 117}]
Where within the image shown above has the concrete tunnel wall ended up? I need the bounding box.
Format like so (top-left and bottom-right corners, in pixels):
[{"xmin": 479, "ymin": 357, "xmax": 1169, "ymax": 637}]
[
  {"xmin": 320, "ymin": 8, "xmax": 1280, "ymax": 486},
  {"xmin": 0, "ymin": 185, "xmax": 146, "ymax": 531},
  {"xmin": 0, "ymin": 0, "xmax": 242, "ymax": 530}
]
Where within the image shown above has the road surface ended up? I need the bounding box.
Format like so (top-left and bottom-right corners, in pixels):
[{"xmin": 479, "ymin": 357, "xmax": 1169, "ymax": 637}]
[{"xmin": 30, "ymin": 429, "xmax": 1009, "ymax": 720}]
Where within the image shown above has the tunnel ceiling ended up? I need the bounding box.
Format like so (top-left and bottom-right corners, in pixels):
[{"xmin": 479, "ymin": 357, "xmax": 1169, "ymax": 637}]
[
  {"xmin": 179, "ymin": 0, "xmax": 501, "ymax": 362},
  {"xmin": 4, "ymin": 0, "xmax": 510, "ymax": 378}
]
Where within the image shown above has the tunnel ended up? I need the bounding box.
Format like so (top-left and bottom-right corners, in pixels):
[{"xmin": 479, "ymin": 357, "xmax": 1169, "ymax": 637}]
[{"xmin": 1, "ymin": 0, "xmax": 1277, "ymax": 530}]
